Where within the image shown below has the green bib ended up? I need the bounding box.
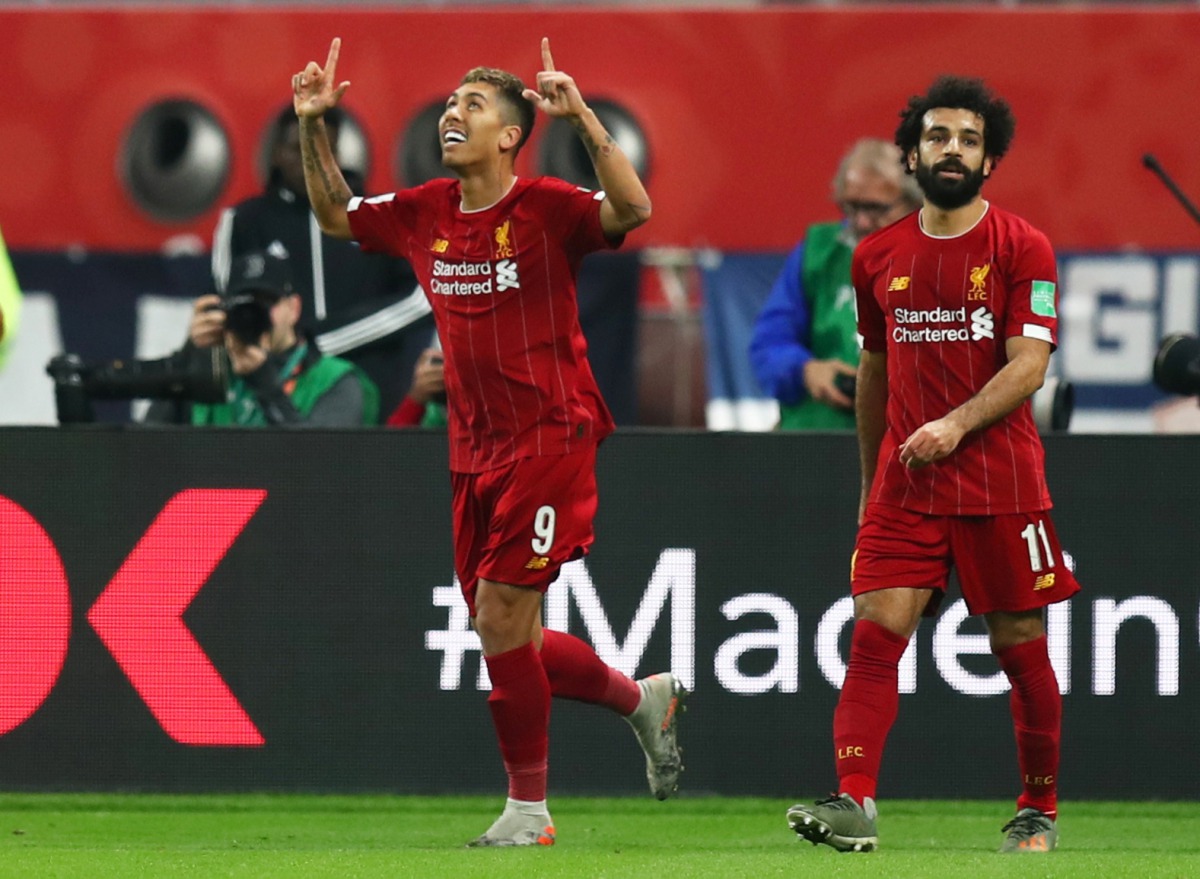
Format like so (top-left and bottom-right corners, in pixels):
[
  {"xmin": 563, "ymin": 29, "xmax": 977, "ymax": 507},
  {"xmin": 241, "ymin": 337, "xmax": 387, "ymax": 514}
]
[
  {"xmin": 778, "ymin": 222, "xmax": 859, "ymax": 431},
  {"xmin": 192, "ymin": 349, "xmax": 379, "ymax": 426},
  {"xmin": 421, "ymin": 401, "xmax": 448, "ymax": 428}
]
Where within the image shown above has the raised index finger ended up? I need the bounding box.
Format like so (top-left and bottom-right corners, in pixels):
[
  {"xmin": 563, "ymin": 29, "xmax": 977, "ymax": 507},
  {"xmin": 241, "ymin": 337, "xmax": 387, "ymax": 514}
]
[
  {"xmin": 325, "ymin": 37, "xmax": 342, "ymax": 78},
  {"xmin": 540, "ymin": 37, "xmax": 555, "ymax": 72}
]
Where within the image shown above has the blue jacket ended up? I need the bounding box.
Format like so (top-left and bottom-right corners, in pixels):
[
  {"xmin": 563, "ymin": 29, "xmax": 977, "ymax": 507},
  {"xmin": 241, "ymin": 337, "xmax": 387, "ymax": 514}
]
[{"xmin": 749, "ymin": 239, "xmax": 815, "ymax": 406}]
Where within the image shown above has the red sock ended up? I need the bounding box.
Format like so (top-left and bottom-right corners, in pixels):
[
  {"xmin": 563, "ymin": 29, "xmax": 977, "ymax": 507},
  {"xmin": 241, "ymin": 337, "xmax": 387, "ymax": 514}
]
[
  {"xmin": 483, "ymin": 643, "xmax": 551, "ymax": 802},
  {"xmin": 996, "ymin": 636, "xmax": 1061, "ymax": 819},
  {"xmin": 833, "ymin": 619, "xmax": 910, "ymax": 806},
  {"xmin": 540, "ymin": 629, "xmax": 641, "ymax": 716}
]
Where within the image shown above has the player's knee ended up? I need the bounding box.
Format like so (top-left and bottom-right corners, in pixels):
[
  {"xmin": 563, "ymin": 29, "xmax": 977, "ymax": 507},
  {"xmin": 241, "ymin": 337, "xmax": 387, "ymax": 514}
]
[
  {"xmin": 985, "ymin": 609, "xmax": 1045, "ymax": 653},
  {"xmin": 854, "ymin": 589, "xmax": 925, "ymax": 638},
  {"xmin": 473, "ymin": 601, "xmax": 515, "ymax": 640},
  {"xmin": 474, "ymin": 587, "xmax": 540, "ymax": 653}
]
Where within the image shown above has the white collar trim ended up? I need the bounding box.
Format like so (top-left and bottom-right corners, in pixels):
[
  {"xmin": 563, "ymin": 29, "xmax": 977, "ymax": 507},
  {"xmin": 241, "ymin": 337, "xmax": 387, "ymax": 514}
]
[
  {"xmin": 460, "ymin": 177, "xmax": 519, "ymax": 214},
  {"xmin": 919, "ymin": 200, "xmax": 990, "ymax": 239}
]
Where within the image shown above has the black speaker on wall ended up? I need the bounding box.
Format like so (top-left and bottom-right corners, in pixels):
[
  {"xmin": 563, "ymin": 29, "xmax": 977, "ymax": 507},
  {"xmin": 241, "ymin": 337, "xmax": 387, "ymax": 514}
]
[
  {"xmin": 538, "ymin": 99, "xmax": 650, "ymax": 191},
  {"xmin": 120, "ymin": 98, "xmax": 231, "ymax": 222}
]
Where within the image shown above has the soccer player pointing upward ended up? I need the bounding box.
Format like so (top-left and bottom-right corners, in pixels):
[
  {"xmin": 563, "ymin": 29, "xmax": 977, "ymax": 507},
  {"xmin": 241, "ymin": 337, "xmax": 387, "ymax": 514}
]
[
  {"xmin": 293, "ymin": 38, "xmax": 684, "ymax": 847},
  {"xmin": 787, "ymin": 76, "xmax": 1080, "ymax": 854}
]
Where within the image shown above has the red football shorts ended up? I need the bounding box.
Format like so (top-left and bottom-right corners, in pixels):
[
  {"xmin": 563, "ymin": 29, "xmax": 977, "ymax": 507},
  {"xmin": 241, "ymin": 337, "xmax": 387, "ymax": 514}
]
[
  {"xmin": 852, "ymin": 502, "xmax": 1081, "ymax": 615},
  {"xmin": 451, "ymin": 446, "xmax": 598, "ymax": 616}
]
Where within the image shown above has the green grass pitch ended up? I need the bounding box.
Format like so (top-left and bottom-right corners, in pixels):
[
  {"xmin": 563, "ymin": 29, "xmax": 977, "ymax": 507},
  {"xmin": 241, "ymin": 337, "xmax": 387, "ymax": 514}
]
[{"xmin": 0, "ymin": 794, "xmax": 1196, "ymax": 878}]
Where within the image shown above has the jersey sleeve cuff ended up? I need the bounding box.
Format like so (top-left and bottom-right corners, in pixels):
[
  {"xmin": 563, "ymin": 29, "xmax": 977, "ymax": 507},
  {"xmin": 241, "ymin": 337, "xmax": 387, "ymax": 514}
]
[{"xmin": 1022, "ymin": 324, "xmax": 1053, "ymax": 343}]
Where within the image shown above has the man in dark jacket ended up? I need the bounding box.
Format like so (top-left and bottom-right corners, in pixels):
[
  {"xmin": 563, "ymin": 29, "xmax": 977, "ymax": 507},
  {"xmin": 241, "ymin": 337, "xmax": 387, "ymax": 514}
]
[{"xmin": 211, "ymin": 105, "xmax": 433, "ymax": 419}]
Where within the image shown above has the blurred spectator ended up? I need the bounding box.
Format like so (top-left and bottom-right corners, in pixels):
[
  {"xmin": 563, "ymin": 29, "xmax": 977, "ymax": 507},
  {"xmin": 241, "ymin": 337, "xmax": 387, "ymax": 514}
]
[
  {"xmin": 211, "ymin": 105, "xmax": 434, "ymax": 419},
  {"xmin": 0, "ymin": 224, "xmax": 21, "ymax": 367},
  {"xmin": 385, "ymin": 346, "xmax": 448, "ymax": 428},
  {"xmin": 749, "ymin": 139, "xmax": 921, "ymax": 429},
  {"xmin": 146, "ymin": 251, "xmax": 378, "ymax": 426}
]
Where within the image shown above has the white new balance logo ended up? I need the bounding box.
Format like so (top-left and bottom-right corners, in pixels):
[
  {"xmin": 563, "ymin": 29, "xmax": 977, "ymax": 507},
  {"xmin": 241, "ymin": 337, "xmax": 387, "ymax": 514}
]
[
  {"xmin": 496, "ymin": 259, "xmax": 520, "ymax": 292},
  {"xmin": 970, "ymin": 307, "xmax": 994, "ymax": 340}
]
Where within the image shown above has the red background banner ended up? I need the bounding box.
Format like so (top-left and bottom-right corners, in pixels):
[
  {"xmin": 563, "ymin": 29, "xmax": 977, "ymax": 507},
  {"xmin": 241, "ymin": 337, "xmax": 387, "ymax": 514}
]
[{"xmin": 5, "ymin": 7, "xmax": 1200, "ymax": 251}]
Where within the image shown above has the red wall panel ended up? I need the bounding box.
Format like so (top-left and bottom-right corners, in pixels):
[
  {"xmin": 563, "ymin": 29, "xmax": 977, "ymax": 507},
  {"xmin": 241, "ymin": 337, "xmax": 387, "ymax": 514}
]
[{"xmin": 5, "ymin": 7, "xmax": 1200, "ymax": 251}]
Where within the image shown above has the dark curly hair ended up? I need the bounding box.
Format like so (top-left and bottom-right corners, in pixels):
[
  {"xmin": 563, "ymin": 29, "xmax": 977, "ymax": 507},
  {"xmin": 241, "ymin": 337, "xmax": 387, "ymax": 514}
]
[{"xmin": 895, "ymin": 75, "xmax": 1015, "ymax": 167}]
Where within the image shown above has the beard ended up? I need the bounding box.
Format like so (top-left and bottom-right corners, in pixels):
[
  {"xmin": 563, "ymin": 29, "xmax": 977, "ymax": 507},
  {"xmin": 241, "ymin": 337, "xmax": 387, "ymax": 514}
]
[{"xmin": 915, "ymin": 158, "xmax": 987, "ymax": 210}]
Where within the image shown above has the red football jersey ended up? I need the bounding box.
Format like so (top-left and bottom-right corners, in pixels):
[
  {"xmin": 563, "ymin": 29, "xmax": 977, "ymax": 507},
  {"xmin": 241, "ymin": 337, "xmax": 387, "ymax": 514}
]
[
  {"xmin": 853, "ymin": 203, "xmax": 1059, "ymax": 515},
  {"xmin": 348, "ymin": 177, "xmax": 617, "ymax": 473}
]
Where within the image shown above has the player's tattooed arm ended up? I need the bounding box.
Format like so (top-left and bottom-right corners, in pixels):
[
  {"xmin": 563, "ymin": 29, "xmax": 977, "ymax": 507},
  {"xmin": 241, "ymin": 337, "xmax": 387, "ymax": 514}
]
[
  {"xmin": 297, "ymin": 117, "xmax": 354, "ymax": 239},
  {"xmin": 569, "ymin": 117, "xmax": 652, "ymax": 230},
  {"xmin": 523, "ymin": 37, "xmax": 651, "ymax": 235},
  {"xmin": 570, "ymin": 120, "xmax": 618, "ymax": 161},
  {"xmin": 300, "ymin": 118, "xmax": 352, "ymax": 209},
  {"xmin": 292, "ymin": 38, "xmax": 354, "ymax": 239}
]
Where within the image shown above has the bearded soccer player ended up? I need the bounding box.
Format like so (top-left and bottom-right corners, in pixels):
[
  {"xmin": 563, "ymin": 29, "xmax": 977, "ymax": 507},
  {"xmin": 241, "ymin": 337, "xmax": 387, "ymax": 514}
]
[
  {"xmin": 786, "ymin": 76, "xmax": 1080, "ymax": 854},
  {"xmin": 292, "ymin": 38, "xmax": 685, "ymax": 846}
]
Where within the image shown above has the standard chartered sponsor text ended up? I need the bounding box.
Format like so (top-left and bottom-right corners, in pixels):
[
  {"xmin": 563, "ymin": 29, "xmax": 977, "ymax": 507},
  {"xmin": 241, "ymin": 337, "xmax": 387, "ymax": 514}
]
[
  {"xmin": 894, "ymin": 306, "xmax": 966, "ymax": 324},
  {"xmin": 432, "ymin": 259, "xmax": 496, "ymax": 296},
  {"xmin": 892, "ymin": 306, "xmax": 968, "ymax": 343},
  {"xmin": 894, "ymin": 326, "xmax": 970, "ymax": 343}
]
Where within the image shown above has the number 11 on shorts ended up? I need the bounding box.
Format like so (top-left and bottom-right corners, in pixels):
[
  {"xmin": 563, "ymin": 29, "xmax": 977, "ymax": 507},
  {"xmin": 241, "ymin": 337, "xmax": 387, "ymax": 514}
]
[{"xmin": 1021, "ymin": 520, "xmax": 1055, "ymax": 573}]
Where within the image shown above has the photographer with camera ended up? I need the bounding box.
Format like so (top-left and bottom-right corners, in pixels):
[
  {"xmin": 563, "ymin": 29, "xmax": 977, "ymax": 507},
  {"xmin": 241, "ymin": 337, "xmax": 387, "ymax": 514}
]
[
  {"xmin": 212, "ymin": 105, "xmax": 434, "ymax": 419},
  {"xmin": 749, "ymin": 139, "xmax": 922, "ymax": 430},
  {"xmin": 146, "ymin": 250, "xmax": 378, "ymax": 426}
]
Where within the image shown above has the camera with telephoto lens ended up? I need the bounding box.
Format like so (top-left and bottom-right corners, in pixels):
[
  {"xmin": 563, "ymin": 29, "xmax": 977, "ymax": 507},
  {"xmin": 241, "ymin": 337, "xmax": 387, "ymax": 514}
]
[
  {"xmin": 46, "ymin": 348, "xmax": 228, "ymax": 424},
  {"xmin": 1141, "ymin": 157, "xmax": 1200, "ymax": 401},
  {"xmin": 1153, "ymin": 333, "xmax": 1200, "ymax": 398}
]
